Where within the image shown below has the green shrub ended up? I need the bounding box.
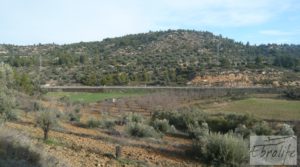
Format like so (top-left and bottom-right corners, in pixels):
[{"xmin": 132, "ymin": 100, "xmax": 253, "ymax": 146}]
[
  {"xmin": 192, "ymin": 132, "xmax": 248, "ymax": 166},
  {"xmin": 182, "ymin": 108, "xmax": 206, "ymax": 128},
  {"xmin": 32, "ymin": 101, "xmax": 43, "ymax": 112},
  {"xmin": 59, "ymin": 96, "xmax": 71, "ymax": 104},
  {"xmin": 152, "ymin": 110, "xmax": 185, "ymax": 130},
  {"xmin": 206, "ymin": 116, "xmax": 229, "ymax": 133},
  {"xmin": 277, "ymin": 123, "xmax": 294, "ymax": 135},
  {"xmin": 168, "ymin": 125, "xmax": 178, "ymax": 134},
  {"xmin": 0, "ymin": 90, "xmax": 17, "ymax": 122},
  {"xmin": 87, "ymin": 117, "xmax": 116, "ymax": 129},
  {"xmin": 100, "ymin": 119, "xmax": 116, "ymax": 129},
  {"xmin": 54, "ymin": 110, "xmax": 64, "ymax": 119},
  {"xmin": 126, "ymin": 122, "xmax": 160, "ymax": 138},
  {"xmin": 123, "ymin": 112, "xmax": 144, "ymax": 124},
  {"xmin": 252, "ymin": 121, "xmax": 272, "ymax": 135},
  {"xmin": 187, "ymin": 122, "xmax": 209, "ymax": 139},
  {"xmin": 87, "ymin": 118, "xmax": 101, "ymax": 128},
  {"xmin": 74, "ymin": 107, "xmax": 81, "ymax": 113},
  {"xmin": 151, "ymin": 119, "xmax": 170, "ymax": 133},
  {"xmin": 0, "ymin": 128, "xmax": 67, "ymax": 167},
  {"xmin": 234, "ymin": 124, "xmax": 251, "ymax": 138},
  {"xmin": 207, "ymin": 113, "xmax": 257, "ymax": 133},
  {"xmin": 68, "ymin": 110, "xmax": 81, "ymax": 123},
  {"xmin": 284, "ymin": 88, "xmax": 300, "ymax": 100},
  {"xmin": 152, "ymin": 107, "xmax": 206, "ymax": 131},
  {"xmin": 226, "ymin": 113, "xmax": 257, "ymax": 127}
]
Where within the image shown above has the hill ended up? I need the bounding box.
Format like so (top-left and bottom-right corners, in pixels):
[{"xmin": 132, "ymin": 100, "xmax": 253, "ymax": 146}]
[{"xmin": 0, "ymin": 29, "xmax": 300, "ymax": 87}]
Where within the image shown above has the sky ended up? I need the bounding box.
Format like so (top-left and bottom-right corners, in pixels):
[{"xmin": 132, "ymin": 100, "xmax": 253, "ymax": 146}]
[{"xmin": 1, "ymin": 0, "xmax": 300, "ymax": 45}]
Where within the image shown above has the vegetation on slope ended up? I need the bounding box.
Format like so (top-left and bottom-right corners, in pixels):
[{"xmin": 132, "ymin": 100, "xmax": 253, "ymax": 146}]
[
  {"xmin": 0, "ymin": 30, "xmax": 299, "ymax": 86},
  {"xmin": 0, "ymin": 128, "xmax": 66, "ymax": 167}
]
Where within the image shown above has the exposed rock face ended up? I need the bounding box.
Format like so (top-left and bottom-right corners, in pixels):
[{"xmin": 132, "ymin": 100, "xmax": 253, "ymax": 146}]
[
  {"xmin": 189, "ymin": 69, "xmax": 300, "ymax": 87},
  {"xmin": 190, "ymin": 73, "xmax": 252, "ymax": 87}
]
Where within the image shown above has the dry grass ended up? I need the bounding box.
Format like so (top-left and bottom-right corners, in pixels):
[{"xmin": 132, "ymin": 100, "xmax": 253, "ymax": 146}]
[{"xmin": 0, "ymin": 127, "xmax": 68, "ymax": 167}]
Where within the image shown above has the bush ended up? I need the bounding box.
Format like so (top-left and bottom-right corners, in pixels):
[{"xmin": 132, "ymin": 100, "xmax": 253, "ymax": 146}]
[
  {"xmin": 74, "ymin": 107, "xmax": 81, "ymax": 113},
  {"xmin": 54, "ymin": 110, "xmax": 64, "ymax": 119},
  {"xmin": 192, "ymin": 132, "xmax": 248, "ymax": 166},
  {"xmin": 168, "ymin": 125, "xmax": 178, "ymax": 134},
  {"xmin": 87, "ymin": 117, "xmax": 116, "ymax": 129},
  {"xmin": 284, "ymin": 88, "xmax": 300, "ymax": 100},
  {"xmin": 59, "ymin": 96, "xmax": 70, "ymax": 103},
  {"xmin": 32, "ymin": 101, "xmax": 43, "ymax": 112},
  {"xmin": 100, "ymin": 119, "xmax": 116, "ymax": 129},
  {"xmin": 277, "ymin": 123, "xmax": 294, "ymax": 135},
  {"xmin": 182, "ymin": 108, "xmax": 206, "ymax": 129},
  {"xmin": 151, "ymin": 119, "xmax": 170, "ymax": 133},
  {"xmin": 187, "ymin": 122, "xmax": 209, "ymax": 139},
  {"xmin": 152, "ymin": 107, "xmax": 206, "ymax": 131},
  {"xmin": 87, "ymin": 118, "xmax": 101, "ymax": 128},
  {"xmin": 0, "ymin": 128, "xmax": 67, "ymax": 167},
  {"xmin": 206, "ymin": 116, "xmax": 229, "ymax": 133},
  {"xmin": 207, "ymin": 113, "xmax": 257, "ymax": 133},
  {"xmin": 234, "ymin": 124, "xmax": 251, "ymax": 138},
  {"xmin": 0, "ymin": 90, "xmax": 17, "ymax": 123},
  {"xmin": 123, "ymin": 112, "xmax": 144, "ymax": 124},
  {"xmin": 226, "ymin": 113, "xmax": 257, "ymax": 128},
  {"xmin": 152, "ymin": 110, "xmax": 185, "ymax": 130},
  {"xmin": 126, "ymin": 122, "xmax": 160, "ymax": 138},
  {"xmin": 252, "ymin": 121, "xmax": 272, "ymax": 135},
  {"xmin": 68, "ymin": 108, "xmax": 81, "ymax": 123}
]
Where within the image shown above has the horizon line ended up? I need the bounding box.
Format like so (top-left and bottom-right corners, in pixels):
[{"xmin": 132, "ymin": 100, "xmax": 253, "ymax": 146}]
[{"xmin": 1, "ymin": 29, "xmax": 299, "ymax": 46}]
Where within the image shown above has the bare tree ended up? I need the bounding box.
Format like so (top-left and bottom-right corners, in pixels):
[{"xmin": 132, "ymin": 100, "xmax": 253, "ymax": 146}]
[{"xmin": 116, "ymin": 99, "xmax": 125, "ymax": 113}]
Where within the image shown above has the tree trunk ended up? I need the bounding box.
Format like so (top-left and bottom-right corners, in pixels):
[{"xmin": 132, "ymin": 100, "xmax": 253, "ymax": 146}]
[
  {"xmin": 44, "ymin": 129, "xmax": 49, "ymax": 141},
  {"xmin": 115, "ymin": 145, "xmax": 122, "ymax": 159}
]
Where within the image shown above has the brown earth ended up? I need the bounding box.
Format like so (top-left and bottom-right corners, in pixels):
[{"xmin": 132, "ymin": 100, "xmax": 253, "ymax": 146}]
[
  {"xmin": 5, "ymin": 101, "xmax": 201, "ymax": 167},
  {"xmin": 189, "ymin": 69, "xmax": 300, "ymax": 87}
]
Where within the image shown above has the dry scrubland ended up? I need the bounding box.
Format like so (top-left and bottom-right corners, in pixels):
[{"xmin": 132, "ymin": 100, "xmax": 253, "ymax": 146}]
[
  {"xmin": 1, "ymin": 88, "xmax": 300, "ymax": 167},
  {"xmin": 1, "ymin": 29, "xmax": 300, "ymax": 166}
]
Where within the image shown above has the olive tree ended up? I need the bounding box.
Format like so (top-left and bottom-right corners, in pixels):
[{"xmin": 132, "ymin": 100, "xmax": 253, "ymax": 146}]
[
  {"xmin": 36, "ymin": 109, "xmax": 57, "ymax": 141},
  {"xmin": 0, "ymin": 63, "xmax": 16, "ymax": 124},
  {"xmin": 0, "ymin": 91, "xmax": 16, "ymax": 124},
  {"xmin": 0, "ymin": 63, "xmax": 14, "ymax": 88}
]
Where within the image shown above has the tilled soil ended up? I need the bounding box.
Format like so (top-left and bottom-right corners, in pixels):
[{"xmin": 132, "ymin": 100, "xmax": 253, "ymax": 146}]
[{"xmin": 6, "ymin": 110, "xmax": 201, "ymax": 167}]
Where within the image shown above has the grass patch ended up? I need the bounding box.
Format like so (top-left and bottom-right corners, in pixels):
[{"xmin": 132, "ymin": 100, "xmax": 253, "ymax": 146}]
[
  {"xmin": 204, "ymin": 98, "xmax": 300, "ymax": 120},
  {"xmin": 46, "ymin": 91, "xmax": 147, "ymax": 103},
  {"xmin": 44, "ymin": 138, "xmax": 65, "ymax": 147}
]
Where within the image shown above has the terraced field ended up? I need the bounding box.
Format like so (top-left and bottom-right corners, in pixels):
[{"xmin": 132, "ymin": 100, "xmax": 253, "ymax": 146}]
[
  {"xmin": 203, "ymin": 97, "xmax": 300, "ymax": 120},
  {"xmin": 46, "ymin": 91, "xmax": 147, "ymax": 103}
]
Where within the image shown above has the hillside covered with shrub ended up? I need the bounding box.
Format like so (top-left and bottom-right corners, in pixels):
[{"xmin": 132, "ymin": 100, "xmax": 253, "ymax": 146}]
[{"xmin": 0, "ymin": 30, "xmax": 299, "ymax": 86}]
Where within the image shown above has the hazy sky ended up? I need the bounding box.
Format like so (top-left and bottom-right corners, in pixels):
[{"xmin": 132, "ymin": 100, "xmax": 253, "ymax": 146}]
[{"xmin": 1, "ymin": 0, "xmax": 300, "ymax": 45}]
